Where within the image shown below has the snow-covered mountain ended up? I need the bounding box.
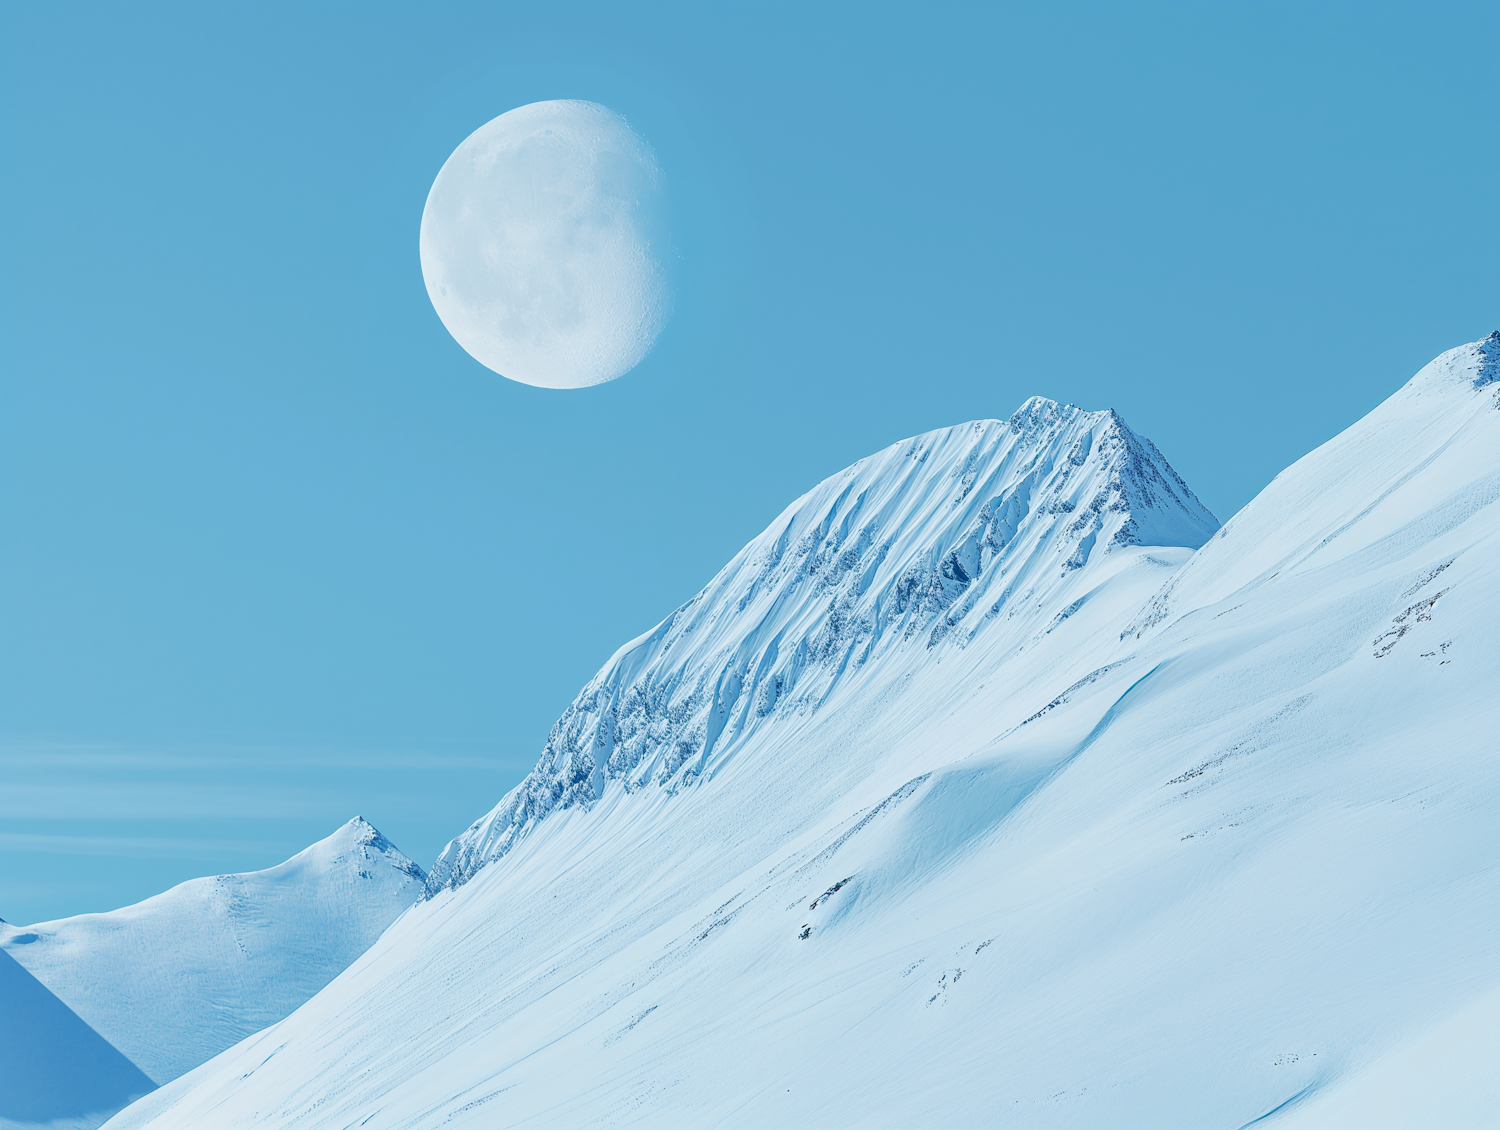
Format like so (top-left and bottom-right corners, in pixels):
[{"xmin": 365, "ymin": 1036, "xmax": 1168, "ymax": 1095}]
[
  {"xmin": 107, "ymin": 337, "xmax": 1500, "ymax": 1129},
  {"xmin": 2, "ymin": 816, "xmax": 423, "ymax": 1116},
  {"xmin": 427, "ymin": 398, "xmax": 1218, "ymax": 891}
]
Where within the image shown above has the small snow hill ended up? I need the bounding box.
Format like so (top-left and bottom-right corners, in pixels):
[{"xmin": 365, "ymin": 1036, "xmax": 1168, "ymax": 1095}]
[{"xmin": 1, "ymin": 817, "xmax": 424, "ymax": 1091}]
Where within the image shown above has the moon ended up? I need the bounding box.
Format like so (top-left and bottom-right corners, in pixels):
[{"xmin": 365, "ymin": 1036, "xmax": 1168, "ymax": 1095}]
[{"xmin": 419, "ymin": 100, "xmax": 673, "ymax": 389}]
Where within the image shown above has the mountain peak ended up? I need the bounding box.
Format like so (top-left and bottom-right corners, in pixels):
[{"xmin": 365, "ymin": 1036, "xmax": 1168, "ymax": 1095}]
[
  {"xmin": 426, "ymin": 399, "xmax": 1216, "ymax": 894},
  {"xmin": 327, "ymin": 816, "xmax": 425, "ymax": 883}
]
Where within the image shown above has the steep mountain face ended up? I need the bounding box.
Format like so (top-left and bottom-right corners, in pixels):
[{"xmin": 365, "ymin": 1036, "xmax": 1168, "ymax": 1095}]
[
  {"xmin": 427, "ymin": 399, "xmax": 1217, "ymax": 892},
  {"xmin": 108, "ymin": 338, "xmax": 1500, "ymax": 1130},
  {"xmin": 2, "ymin": 817, "xmax": 423, "ymax": 1089}
]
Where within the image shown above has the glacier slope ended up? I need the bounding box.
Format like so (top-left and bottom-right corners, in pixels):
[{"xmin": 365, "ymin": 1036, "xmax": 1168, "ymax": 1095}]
[
  {"xmin": 2, "ymin": 817, "xmax": 424, "ymax": 1087},
  {"xmin": 110, "ymin": 337, "xmax": 1500, "ymax": 1129}
]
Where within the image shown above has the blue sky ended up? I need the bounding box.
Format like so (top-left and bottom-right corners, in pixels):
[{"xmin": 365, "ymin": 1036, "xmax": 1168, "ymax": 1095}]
[{"xmin": 3, "ymin": 2, "xmax": 1496, "ymax": 924}]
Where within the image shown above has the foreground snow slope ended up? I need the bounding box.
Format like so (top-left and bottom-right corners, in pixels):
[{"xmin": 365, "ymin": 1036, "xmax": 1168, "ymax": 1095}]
[
  {"xmin": 112, "ymin": 337, "xmax": 1500, "ymax": 1129},
  {"xmin": 2, "ymin": 817, "xmax": 423, "ymax": 1087}
]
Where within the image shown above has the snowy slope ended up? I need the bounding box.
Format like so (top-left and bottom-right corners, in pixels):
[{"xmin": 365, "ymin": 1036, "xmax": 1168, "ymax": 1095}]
[
  {"xmin": 108, "ymin": 337, "xmax": 1500, "ymax": 1129},
  {"xmin": 0, "ymin": 948, "xmax": 153, "ymax": 1130},
  {"xmin": 2, "ymin": 817, "xmax": 423, "ymax": 1087}
]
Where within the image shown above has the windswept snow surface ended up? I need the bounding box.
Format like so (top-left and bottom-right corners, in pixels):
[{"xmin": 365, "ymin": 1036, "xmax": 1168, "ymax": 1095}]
[
  {"xmin": 109, "ymin": 340, "xmax": 1500, "ymax": 1129},
  {"xmin": 2, "ymin": 817, "xmax": 423, "ymax": 1089}
]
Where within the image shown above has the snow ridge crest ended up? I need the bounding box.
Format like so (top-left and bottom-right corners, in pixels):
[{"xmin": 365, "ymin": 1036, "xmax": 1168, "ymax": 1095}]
[{"xmin": 425, "ymin": 399, "xmax": 1217, "ymax": 895}]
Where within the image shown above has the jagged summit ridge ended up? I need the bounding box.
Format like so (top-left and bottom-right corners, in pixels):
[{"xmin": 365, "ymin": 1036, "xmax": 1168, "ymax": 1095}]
[{"xmin": 426, "ymin": 398, "xmax": 1217, "ymax": 894}]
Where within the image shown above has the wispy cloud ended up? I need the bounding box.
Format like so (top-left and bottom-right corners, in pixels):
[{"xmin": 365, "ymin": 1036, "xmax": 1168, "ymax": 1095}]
[
  {"xmin": 0, "ymin": 735, "xmax": 528, "ymax": 923},
  {"xmin": 0, "ymin": 738, "xmax": 525, "ymax": 820},
  {"xmin": 0, "ymin": 831, "xmax": 289, "ymax": 859},
  {"xmin": 0, "ymin": 738, "xmax": 507, "ymax": 772}
]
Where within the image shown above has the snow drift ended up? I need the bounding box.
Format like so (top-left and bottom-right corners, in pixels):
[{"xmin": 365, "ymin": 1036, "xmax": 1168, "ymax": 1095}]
[{"xmin": 106, "ymin": 336, "xmax": 1500, "ymax": 1129}]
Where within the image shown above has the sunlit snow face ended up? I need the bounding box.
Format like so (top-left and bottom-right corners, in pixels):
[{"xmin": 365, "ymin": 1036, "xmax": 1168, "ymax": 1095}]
[{"xmin": 419, "ymin": 100, "xmax": 673, "ymax": 389}]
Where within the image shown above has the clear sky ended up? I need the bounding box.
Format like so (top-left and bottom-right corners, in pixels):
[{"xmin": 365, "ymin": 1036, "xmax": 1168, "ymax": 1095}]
[{"xmin": 3, "ymin": 2, "xmax": 1496, "ymax": 924}]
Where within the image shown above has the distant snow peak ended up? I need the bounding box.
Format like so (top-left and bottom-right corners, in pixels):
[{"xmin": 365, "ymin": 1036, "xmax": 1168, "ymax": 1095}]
[
  {"xmin": 426, "ymin": 398, "xmax": 1216, "ymax": 895},
  {"xmin": 342, "ymin": 815, "xmax": 426, "ymax": 882},
  {"xmin": 2, "ymin": 818, "xmax": 425, "ymax": 1090}
]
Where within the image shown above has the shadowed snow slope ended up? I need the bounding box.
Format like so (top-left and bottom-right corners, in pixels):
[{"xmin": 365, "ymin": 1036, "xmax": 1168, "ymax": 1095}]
[
  {"xmin": 108, "ymin": 341, "xmax": 1500, "ymax": 1129},
  {"xmin": 2, "ymin": 817, "xmax": 423, "ymax": 1088},
  {"xmin": 0, "ymin": 949, "xmax": 153, "ymax": 1130}
]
